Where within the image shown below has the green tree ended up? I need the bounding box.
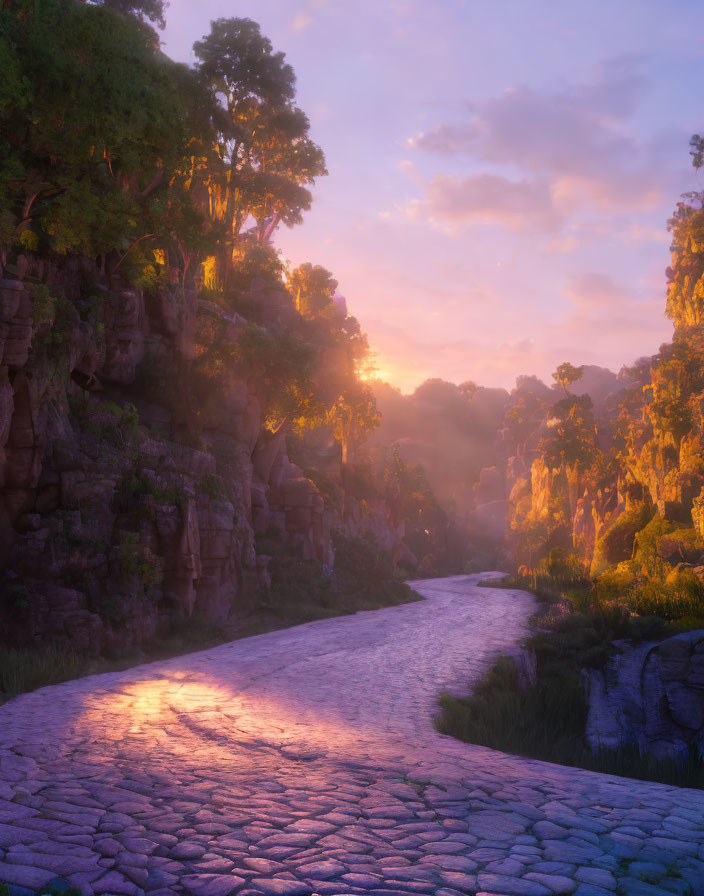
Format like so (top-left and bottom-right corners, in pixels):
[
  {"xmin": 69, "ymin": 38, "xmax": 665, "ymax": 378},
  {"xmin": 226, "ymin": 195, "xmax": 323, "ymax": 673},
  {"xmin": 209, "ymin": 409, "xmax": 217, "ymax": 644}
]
[
  {"xmin": 504, "ymin": 387, "xmax": 547, "ymax": 457},
  {"xmin": 193, "ymin": 18, "xmax": 326, "ymax": 262},
  {"xmin": 98, "ymin": 0, "xmax": 168, "ymax": 29},
  {"xmin": 552, "ymin": 361, "xmax": 583, "ymax": 396},
  {"xmin": 328, "ymin": 385, "xmax": 380, "ymax": 464},
  {"xmin": 289, "ymin": 263, "xmax": 338, "ymax": 318},
  {"xmin": 540, "ymin": 393, "xmax": 599, "ymax": 472},
  {"xmin": 381, "ymin": 447, "xmax": 444, "ymax": 530},
  {"xmin": 0, "ymin": 0, "xmax": 185, "ymax": 269}
]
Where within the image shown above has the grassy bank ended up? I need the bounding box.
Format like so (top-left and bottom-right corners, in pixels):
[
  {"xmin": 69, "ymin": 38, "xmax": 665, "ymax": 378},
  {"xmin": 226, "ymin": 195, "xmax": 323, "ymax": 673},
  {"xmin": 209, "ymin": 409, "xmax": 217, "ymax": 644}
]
[
  {"xmin": 438, "ymin": 574, "xmax": 704, "ymax": 789},
  {"xmin": 0, "ymin": 535, "xmax": 420, "ymax": 707}
]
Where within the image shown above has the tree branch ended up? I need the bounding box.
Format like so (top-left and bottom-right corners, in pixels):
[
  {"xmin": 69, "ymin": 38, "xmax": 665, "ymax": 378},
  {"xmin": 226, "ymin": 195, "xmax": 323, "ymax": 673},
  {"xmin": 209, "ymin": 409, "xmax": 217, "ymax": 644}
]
[
  {"xmin": 112, "ymin": 233, "xmax": 155, "ymax": 274},
  {"xmin": 140, "ymin": 169, "xmax": 164, "ymax": 200}
]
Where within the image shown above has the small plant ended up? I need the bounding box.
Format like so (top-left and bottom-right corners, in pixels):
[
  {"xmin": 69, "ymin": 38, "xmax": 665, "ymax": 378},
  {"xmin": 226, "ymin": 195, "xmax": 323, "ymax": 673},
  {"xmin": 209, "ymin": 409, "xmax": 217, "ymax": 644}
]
[
  {"xmin": 200, "ymin": 474, "xmax": 227, "ymax": 501},
  {"xmin": 103, "ymin": 401, "xmax": 140, "ymax": 434},
  {"xmin": 117, "ymin": 531, "xmax": 140, "ymax": 578},
  {"xmin": 116, "ymin": 471, "xmax": 187, "ymax": 514}
]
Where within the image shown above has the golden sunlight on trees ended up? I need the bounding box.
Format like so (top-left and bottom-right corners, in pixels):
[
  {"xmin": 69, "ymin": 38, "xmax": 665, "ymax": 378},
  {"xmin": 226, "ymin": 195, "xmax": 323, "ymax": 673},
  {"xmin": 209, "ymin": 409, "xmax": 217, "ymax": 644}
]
[
  {"xmin": 289, "ymin": 263, "xmax": 338, "ymax": 318},
  {"xmin": 192, "ymin": 18, "xmax": 326, "ymax": 275},
  {"xmin": 551, "ymin": 361, "xmax": 584, "ymax": 395}
]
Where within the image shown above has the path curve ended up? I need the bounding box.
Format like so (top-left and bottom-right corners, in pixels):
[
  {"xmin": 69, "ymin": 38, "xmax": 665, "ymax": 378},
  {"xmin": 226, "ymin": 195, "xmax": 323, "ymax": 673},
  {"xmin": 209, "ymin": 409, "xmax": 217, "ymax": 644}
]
[{"xmin": 0, "ymin": 574, "xmax": 703, "ymax": 896}]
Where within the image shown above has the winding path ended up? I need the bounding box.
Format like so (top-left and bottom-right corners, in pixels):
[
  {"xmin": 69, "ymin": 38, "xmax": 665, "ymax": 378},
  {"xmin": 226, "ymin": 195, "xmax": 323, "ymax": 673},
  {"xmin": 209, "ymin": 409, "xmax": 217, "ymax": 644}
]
[{"xmin": 0, "ymin": 575, "xmax": 703, "ymax": 896}]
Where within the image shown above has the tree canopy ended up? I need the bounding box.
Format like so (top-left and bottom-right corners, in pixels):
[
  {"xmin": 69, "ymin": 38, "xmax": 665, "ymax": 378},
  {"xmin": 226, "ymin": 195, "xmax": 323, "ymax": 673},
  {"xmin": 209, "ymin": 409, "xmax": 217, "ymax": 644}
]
[
  {"xmin": 552, "ymin": 361, "xmax": 583, "ymax": 395},
  {"xmin": 0, "ymin": 3, "xmax": 327, "ymax": 284},
  {"xmin": 192, "ymin": 18, "xmax": 326, "ymax": 263}
]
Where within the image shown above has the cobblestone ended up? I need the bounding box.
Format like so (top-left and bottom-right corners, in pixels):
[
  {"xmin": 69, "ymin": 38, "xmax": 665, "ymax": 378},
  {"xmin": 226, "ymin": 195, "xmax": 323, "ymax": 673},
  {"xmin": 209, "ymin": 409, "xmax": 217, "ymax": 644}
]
[{"xmin": 0, "ymin": 574, "xmax": 702, "ymax": 894}]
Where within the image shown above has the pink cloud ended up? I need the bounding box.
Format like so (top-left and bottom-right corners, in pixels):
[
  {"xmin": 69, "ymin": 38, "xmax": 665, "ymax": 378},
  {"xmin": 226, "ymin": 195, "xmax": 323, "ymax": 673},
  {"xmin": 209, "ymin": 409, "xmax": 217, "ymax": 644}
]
[
  {"xmin": 408, "ymin": 57, "xmax": 678, "ymax": 229},
  {"xmin": 411, "ymin": 57, "xmax": 646, "ymax": 174},
  {"xmin": 415, "ymin": 173, "xmax": 561, "ymax": 233},
  {"xmin": 565, "ymin": 272, "xmax": 632, "ymax": 311}
]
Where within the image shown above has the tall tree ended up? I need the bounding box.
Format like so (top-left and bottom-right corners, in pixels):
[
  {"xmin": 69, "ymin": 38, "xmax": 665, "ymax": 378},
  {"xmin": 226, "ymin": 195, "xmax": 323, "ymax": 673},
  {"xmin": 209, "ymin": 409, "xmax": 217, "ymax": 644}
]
[
  {"xmin": 289, "ymin": 263, "xmax": 338, "ymax": 318},
  {"xmin": 193, "ymin": 18, "xmax": 326, "ymax": 260}
]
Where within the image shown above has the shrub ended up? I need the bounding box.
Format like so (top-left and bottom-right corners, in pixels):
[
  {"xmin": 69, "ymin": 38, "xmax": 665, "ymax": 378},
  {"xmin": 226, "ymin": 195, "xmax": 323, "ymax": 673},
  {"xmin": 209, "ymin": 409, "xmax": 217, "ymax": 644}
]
[
  {"xmin": 634, "ymin": 514, "xmax": 679, "ymax": 577},
  {"xmin": 628, "ymin": 575, "xmax": 704, "ymax": 621},
  {"xmin": 596, "ymin": 560, "xmax": 641, "ymax": 602}
]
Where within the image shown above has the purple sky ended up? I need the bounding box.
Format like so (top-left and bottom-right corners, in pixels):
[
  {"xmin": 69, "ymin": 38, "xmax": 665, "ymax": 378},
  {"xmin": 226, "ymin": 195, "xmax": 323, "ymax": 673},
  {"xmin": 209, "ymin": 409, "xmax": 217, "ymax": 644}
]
[{"xmin": 163, "ymin": 0, "xmax": 704, "ymax": 392}]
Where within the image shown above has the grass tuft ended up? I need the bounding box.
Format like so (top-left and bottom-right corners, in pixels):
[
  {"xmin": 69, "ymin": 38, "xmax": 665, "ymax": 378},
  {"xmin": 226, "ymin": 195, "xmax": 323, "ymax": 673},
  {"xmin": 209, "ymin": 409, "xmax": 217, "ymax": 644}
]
[{"xmin": 0, "ymin": 646, "xmax": 88, "ymax": 706}]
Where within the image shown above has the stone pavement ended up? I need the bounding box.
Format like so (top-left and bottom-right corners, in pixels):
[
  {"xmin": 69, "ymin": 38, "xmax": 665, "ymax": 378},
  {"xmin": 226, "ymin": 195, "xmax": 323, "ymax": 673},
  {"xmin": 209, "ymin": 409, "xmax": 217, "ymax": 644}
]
[{"xmin": 0, "ymin": 574, "xmax": 703, "ymax": 896}]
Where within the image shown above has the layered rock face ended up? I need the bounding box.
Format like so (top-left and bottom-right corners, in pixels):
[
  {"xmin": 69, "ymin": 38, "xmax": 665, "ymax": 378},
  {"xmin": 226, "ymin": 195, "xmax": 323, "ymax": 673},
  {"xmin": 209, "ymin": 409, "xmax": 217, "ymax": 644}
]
[
  {"xmin": 0, "ymin": 265, "xmax": 395, "ymax": 653},
  {"xmin": 585, "ymin": 630, "xmax": 704, "ymax": 761}
]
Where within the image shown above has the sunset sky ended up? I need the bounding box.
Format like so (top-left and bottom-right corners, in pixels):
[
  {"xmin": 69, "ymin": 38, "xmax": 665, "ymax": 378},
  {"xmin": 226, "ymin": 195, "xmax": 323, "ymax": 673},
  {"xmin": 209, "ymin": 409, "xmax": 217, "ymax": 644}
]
[{"xmin": 163, "ymin": 0, "xmax": 704, "ymax": 393}]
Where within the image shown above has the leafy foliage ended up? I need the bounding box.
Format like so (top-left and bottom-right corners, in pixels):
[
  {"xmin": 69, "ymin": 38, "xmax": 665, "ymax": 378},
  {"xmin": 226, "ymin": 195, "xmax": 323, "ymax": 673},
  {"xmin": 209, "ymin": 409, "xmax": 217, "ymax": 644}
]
[
  {"xmin": 540, "ymin": 393, "xmax": 598, "ymax": 472},
  {"xmin": 192, "ymin": 17, "xmax": 326, "ymax": 259},
  {"xmin": 552, "ymin": 360, "xmax": 583, "ymax": 395},
  {"xmin": 504, "ymin": 137, "xmax": 704, "ymax": 625},
  {"xmin": 0, "ymin": 0, "xmax": 185, "ymax": 261}
]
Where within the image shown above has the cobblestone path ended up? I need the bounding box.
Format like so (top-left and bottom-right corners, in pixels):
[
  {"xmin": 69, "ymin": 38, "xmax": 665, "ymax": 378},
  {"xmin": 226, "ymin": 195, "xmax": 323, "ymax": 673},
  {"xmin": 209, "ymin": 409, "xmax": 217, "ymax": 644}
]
[{"xmin": 1, "ymin": 575, "xmax": 703, "ymax": 896}]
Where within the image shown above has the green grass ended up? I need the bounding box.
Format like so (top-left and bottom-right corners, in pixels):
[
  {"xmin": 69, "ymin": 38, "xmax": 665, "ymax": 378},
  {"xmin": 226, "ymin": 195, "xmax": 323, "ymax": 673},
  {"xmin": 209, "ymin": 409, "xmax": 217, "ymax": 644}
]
[
  {"xmin": 438, "ymin": 655, "xmax": 589, "ymax": 765},
  {"xmin": 479, "ymin": 571, "xmax": 594, "ymax": 609},
  {"xmin": 0, "ymin": 880, "xmax": 82, "ymax": 896},
  {"xmin": 437, "ymin": 611, "xmax": 704, "ymax": 789},
  {"xmin": 0, "ymin": 646, "xmax": 88, "ymax": 705}
]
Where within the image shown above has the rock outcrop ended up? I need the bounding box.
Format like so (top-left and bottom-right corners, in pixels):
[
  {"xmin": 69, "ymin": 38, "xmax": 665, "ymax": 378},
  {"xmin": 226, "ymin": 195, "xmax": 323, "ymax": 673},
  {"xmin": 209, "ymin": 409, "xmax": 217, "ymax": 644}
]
[{"xmin": 584, "ymin": 630, "xmax": 704, "ymax": 761}]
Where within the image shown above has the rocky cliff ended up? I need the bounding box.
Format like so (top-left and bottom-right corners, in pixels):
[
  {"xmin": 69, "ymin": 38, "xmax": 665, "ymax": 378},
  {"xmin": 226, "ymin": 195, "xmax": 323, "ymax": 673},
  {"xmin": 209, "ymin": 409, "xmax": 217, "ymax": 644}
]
[{"xmin": 0, "ymin": 260, "xmax": 406, "ymax": 654}]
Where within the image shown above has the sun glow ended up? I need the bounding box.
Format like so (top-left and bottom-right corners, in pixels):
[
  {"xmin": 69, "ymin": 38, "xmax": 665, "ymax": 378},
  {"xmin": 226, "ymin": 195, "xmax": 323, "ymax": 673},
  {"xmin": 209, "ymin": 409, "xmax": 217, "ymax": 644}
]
[{"xmin": 75, "ymin": 672, "xmax": 377, "ymax": 769}]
